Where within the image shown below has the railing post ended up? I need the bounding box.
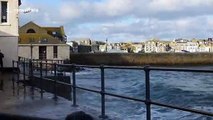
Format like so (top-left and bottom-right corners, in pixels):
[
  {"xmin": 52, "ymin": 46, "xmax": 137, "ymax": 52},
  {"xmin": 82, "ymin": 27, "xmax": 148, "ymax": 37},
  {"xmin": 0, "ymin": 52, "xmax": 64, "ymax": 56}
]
[
  {"xmin": 99, "ymin": 65, "xmax": 107, "ymax": 119},
  {"xmin": 72, "ymin": 64, "xmax": 77, "ymax": 107},
  {"xmin": 144, "ymin": 66, "xmax": 151, "ymax": 120},
  {"xmin": 51, "ymin": 60, "xmax": 54, "ymax": 74},
  {"xmin": 36, "ymin": 60, "xmax": 39, "ymax": 71},
  {"xmin": 16, "ymin": 61, "xmax": 20, "ymax": 96},
  {"xmin": 23, "ymin": 58, "xmax": 26, "ymax": 95},
  {"xmin": 12, "ymin": 61, "xmax": 15, "ymax": 95},
  {"xmin": 40, "ymin": 62, "xmax": 43, "ymax": 99},
  {"xmin": 45, "ymin": 60, "xmax": 47, "ymax": 76},
  {"xmin": 29, "ymin": 60, "xmax": 34, "ymax": 99},
  {"xmin": 0, "ymin": 66, "xmax": 3, "ymax": 91},
  {"xmin": 53, "ymin": 63, "xmax": 58, "ymax": 101}
]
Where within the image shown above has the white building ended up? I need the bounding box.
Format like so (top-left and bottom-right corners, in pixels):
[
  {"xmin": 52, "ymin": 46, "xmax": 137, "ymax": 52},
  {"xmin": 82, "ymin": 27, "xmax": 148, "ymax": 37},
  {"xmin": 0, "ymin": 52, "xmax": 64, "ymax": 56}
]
[
  {"xmin": 174, "ymin": 41, "xmax": 188, "ymax": 52},
  {"xmin": 0, "ymin": 0, "xmax": 21, "ymax": 67},
  {"xmin": 99, "ymin": 45, "xmax": 107, "ymax": 52},
  {"xmin": 132, "ymin": 43, "xmax": 143, "ymax": 53},
  {"xmin": 18, "ymin": 22, "xmax": 70, "ymax": 60},
  {"xmin": 144, "ymin": 41, "xmax": 157, "ymax": 53},
  {"xmin": 156, "ymin": 43, "xmax": 167, "ymax": 53},
  {"xmin": 186, "ymin": 42, "xmax": 199, "ymax": 52},
  {"xmin": 66, "ymin": 41, "xmax": 78, "ymax": 53},
  {"xmin": 197, "ymin": 44, "xmax": 210, "ymax": 52}
]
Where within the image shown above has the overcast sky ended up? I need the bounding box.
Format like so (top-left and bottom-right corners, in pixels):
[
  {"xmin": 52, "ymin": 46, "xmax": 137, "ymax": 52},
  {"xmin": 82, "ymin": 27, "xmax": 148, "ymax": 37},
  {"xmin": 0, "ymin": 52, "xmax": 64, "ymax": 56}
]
[{"xmin": 20, "ymin": 0, "xmax": 213, "ymax": 42}]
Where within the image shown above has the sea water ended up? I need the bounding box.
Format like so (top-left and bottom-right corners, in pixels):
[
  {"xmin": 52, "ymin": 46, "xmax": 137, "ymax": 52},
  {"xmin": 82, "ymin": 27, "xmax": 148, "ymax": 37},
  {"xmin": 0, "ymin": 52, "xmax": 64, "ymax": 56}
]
[{"xmin": 73, "ymin": 66, "xmax": 213, "ymax": 120}]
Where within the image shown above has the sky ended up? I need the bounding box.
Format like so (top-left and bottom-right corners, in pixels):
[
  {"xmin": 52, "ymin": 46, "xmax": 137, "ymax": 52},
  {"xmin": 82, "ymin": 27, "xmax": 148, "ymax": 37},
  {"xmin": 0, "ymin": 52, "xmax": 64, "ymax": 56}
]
[{"xmin": 20, "ymin": 0, "xmax": 213, "ymax": 42}]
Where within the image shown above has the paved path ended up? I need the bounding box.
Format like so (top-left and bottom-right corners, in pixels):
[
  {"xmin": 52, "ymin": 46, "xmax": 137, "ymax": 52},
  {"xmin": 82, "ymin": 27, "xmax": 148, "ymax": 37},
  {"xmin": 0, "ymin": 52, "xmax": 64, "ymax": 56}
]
[{"xmin": 0, "ymin": 72, "xmax": 118, "ymax": 120}]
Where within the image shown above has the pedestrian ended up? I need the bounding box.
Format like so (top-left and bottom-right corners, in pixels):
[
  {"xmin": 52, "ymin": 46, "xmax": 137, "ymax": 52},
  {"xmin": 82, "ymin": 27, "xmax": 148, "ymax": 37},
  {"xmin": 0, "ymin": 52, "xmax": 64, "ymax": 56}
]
[{"xmin": 0, "ymin": 50, "xmax": 4, "ymax": 68}]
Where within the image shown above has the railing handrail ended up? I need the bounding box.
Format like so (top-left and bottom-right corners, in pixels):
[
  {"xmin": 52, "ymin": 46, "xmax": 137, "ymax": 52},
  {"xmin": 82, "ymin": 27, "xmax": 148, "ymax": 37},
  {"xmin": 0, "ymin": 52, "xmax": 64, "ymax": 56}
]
[{"xmin": 57, "ymin": 63, "xmax": 213, "ymax": 73}]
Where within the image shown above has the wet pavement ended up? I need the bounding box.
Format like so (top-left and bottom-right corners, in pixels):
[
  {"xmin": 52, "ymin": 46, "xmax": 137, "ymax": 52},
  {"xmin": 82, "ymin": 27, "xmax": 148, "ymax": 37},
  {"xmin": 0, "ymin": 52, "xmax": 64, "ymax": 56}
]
[{"xmin": 0, "ymin": 72, "xmax": 118, "ymax": 120}]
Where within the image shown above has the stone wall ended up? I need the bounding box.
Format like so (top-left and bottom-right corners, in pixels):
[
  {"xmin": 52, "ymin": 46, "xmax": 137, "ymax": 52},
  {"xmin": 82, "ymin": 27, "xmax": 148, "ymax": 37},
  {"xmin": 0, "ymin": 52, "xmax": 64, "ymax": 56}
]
[
  {"xmin": 32, "ymin": 76, "xmax": 71, "ymax": 100},
  {"xmin": 70, "ymin": 53, "xmax": 213, "ymax": 66}
]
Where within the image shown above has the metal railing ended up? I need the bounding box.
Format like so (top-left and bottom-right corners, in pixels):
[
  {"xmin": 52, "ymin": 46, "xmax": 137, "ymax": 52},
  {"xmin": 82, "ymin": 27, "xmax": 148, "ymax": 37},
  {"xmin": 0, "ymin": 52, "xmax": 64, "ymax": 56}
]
[
  {"xmin": 12, "ymin": 58, "xmax": 71, "ymax": 101},
  {"xmin": 13, "ymin": 59, "xmax": 213, "ymax": 120},
  {"xmin": 59, "ymin": 64, "xmax": 213, "ymax": 119}
]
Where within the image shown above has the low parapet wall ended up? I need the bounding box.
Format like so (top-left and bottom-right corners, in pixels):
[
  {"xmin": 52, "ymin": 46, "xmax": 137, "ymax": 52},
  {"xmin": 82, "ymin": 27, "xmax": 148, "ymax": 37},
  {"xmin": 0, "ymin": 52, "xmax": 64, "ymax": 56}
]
[
  {"xmin": 31, "ymin": 75, "xmax": 72, "ymax": 100},
  {"xmin": 0, "ymin": 113, "xmax": 51, "ymax": 120}
]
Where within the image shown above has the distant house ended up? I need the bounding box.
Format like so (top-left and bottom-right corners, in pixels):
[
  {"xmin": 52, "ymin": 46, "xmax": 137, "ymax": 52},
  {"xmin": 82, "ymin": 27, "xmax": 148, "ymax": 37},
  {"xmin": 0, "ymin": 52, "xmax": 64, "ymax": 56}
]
[
  {"xmin": 156, "ymin": 42, "xmax": 167, "ymax": 53},
  {"xmin": 173, "ymin": 39, "xmax": 188, "ymax": 52},
  {"xmin": 197, "ymin": 44, "xmax": 210, "ymax": 52},
  {"xmin": 78, "ymin": 45, "xmax": 91, "ymax": 53},
  {"xmin": 144, "ymin": 40, "xmax": 158, "ymax": 53},
  {"xmin": 186, "ymin": 41, "xmax": 198, "ymax": 52},
  {"xmin": 66, "ymin": 41, "xmax": 78, "ymax": 53},
  {"xmin": 0, "ymin": 0, "xmax": 21, "ymax": 67},
  {"xmin": 99, "ymin": 45, "xmax": 107, "ymax": 52},
  {"xmin": 131, "ymin": 43, "xmax": 144, "ymax": 53},
  {"xmin": 91, "ymin": 44, "xmax": 99, "ymax": 53},
  {"xmin": 91, "ymin": 41, "xmax": 105, "ymax": 53},
  {"xmin": 72, "ymin": 38, "xmax": 92, "ymax": 46},
  {"xmin": 70, "ymin": 38, "xmax": 93, "ymax": 53},
  {"xmin": 18, "ymin": 21, "xmax": 70, "ymax": 60}
]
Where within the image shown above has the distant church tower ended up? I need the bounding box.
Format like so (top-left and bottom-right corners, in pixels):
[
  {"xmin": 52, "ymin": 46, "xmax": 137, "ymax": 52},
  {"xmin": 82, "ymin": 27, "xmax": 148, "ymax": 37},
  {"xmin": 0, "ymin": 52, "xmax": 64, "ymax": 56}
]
[
  {"xmin": 0, "ymin": 0, "xmax": 21, "ymax": 67},
  {"xmin": 105, "ymin": 38, "xmax": 108, "ymax": 52}
]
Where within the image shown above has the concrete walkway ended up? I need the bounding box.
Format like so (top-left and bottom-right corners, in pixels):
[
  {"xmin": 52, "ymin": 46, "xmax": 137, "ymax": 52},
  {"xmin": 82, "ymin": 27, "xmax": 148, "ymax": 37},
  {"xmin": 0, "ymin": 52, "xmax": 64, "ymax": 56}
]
[{"xmin": 0, "ymin": 72, "xmax": 118, "ymax": 120}]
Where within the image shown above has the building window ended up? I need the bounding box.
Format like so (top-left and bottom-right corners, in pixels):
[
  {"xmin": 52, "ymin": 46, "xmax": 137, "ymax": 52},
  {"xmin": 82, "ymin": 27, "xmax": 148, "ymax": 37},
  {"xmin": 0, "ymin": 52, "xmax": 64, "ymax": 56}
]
[
  {"xmin": 1, "ymin": 1, "xmax": 8, "ymax": 23},
  {"xmin": 27, "ymin": 29, "xmax": 36, "ymax": 33},
  {"xmin": 53, "ymin": 46, "xmax": 58, "ymax": 58}
]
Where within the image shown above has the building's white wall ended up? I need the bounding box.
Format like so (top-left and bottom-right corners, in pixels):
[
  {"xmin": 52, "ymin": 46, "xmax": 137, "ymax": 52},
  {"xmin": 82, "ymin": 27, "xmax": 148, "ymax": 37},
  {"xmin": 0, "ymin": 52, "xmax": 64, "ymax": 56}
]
[
  {"xmin": 0, "ymin": 0, "xmax": 19, "ymax": 67},
  {"xmin": 145, "ymin": 42, "xmax": 157, "ymax": 53},
  {"xmin": 58, "ymin": 45, "xmax": 70, "ymax": 60},
  {"xmin": 33, "ymin": 46, "xmax": 39, "ymax": 59},
  {"xmin": 18, "ymin": 45, "xmax": 31, "ymax": 58},
  {"xmin": 0, "ymin": 37, "xmax": 18, "ymax": 67},
  {"xmin": 0, "ymin": 0, "xmax": 19, "ymax": 36},
  {"xmin": 19, "ymin": 45, "xmax": 40, "ymax": 59},
  {"xmin": 132, "ymin": 44, "xmax": 143, "ymax": 53},
  {"xmin": 47, "ymin": 46, "xmax": 53, "ymax": 59},
  {"xmin": 18, "ymin": 44, "xmax": 70, "ymax": 60}
]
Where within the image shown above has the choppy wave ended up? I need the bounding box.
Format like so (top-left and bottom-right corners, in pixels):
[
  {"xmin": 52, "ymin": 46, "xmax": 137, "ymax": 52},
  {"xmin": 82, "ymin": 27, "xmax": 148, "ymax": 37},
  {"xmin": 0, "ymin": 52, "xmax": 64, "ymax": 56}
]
[{"xmin": 71, "ymin": 67, "xmax": 213, "ymax": 120}]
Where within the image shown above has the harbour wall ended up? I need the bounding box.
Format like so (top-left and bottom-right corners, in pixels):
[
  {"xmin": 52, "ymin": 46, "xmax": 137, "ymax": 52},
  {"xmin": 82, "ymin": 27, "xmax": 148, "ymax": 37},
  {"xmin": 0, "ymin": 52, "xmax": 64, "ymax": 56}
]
[{"xmin": 70, "ymin": 53, "xmax": 213, "ymax": 66}]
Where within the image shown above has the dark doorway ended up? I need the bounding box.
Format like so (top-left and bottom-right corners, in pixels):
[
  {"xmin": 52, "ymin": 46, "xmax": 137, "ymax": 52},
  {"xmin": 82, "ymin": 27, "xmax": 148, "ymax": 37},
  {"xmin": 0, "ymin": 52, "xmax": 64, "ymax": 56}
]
[{"xmin": 39, "ymin": 46, "xmax": 46, "ymax": 60}]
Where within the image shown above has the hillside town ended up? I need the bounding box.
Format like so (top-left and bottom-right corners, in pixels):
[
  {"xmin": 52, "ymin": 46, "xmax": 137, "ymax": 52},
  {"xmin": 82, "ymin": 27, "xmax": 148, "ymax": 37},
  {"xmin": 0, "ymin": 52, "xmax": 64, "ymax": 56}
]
[{"xmin": 67, "ymin": 38, "xmax": 213, "ymax": 53}]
